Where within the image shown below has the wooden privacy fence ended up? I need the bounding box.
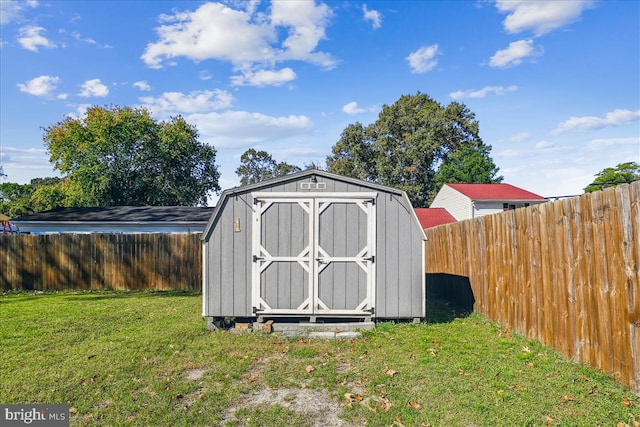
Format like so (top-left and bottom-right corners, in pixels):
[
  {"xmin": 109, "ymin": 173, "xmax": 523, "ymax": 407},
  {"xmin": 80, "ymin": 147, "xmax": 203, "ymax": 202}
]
[
  {"xmin": 0, "ymin": 233, "xmax": 202, "ymax": 291},
  {"xmin": 425, "ymin": 181, "xmax": 640, "ymax": 395}
]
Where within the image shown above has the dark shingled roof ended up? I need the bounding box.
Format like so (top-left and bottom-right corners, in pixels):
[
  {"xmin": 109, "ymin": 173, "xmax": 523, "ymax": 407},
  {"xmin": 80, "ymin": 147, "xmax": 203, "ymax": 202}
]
[{"xmin": 14, "ymin": 206, "xmax": 214, "ymax": 223}]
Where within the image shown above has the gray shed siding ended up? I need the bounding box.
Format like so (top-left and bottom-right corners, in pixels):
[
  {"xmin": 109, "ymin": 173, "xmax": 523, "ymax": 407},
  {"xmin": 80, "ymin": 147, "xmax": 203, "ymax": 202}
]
[{"xmin": 202, "ymin": 171, "xmax": 425, "ymax": 320}]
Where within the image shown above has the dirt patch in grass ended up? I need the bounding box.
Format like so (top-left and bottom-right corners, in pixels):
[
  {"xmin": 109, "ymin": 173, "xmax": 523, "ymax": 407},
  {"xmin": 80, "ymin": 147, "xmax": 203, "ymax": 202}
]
[
  {"xmin": 222, "ymin": 388, "xmax": 351, "ymax": 427},
  {"xmin": 185, "ymin": 368, "xmax": 208, "ymax": 381},
  {"xmin": 220, "ymin": 354, "xmax": 355, "ymax": 427}
]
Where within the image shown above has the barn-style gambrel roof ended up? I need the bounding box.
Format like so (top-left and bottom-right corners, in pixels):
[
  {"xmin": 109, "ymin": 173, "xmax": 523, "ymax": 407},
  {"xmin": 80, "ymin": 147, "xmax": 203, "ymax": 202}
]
[{"xmin": 202, "ymin": 169, "xmax": 426, "ymax": 242}]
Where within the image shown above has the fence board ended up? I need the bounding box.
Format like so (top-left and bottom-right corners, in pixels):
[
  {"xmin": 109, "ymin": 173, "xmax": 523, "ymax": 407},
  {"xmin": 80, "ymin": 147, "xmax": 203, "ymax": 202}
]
[
  {"xmin": 0, "ymin": 233, "xmax": 203, "ymax": 292},
  {"xmin": 425, "ymin": 181, "xmax": 640, "ymax": 395}
]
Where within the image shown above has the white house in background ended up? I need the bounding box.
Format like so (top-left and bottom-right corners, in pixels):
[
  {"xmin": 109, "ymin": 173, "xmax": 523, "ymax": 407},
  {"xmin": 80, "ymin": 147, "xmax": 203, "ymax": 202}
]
[
  {"xmin": 12, "ymin": 206, "xmax": 214, "ymax": 234},
  {"xmin": 430, "ymin": 183, "xmax": 547, "ymax": 221}
]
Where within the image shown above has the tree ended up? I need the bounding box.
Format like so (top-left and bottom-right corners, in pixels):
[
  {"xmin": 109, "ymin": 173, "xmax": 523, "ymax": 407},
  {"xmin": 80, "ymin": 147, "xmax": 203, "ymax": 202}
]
[
  {"xmin": 235, "ymin": 149, "xmax": 300, "ymax": 185},
  {"xmin": 0, "ymin": 177, "xmax": 64, "ymax": 217},
  {"xmin": 431, "ymin": 143, "xmax": 503, "ymax": 199},
  {"xmin": 326, "ymin": 123, "xmax": 374, "ymax": 181},
  {"xmin": 584, "ymin": 161, "xmax": 640, "ymax": 193},
  {"xmin": 327, "ymin": 92, "xmax": 485, "ymax": 207},
  {"xmin": 42, "ymin": 105, "xmax": 220, "ymax": 206}
]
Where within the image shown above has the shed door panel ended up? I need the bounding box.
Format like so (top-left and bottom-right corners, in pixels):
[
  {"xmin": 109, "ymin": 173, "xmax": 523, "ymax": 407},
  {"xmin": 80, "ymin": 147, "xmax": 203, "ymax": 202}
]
[
  {"xmin": 253, "ymin": 200, "xmax": 313, "ymax": 314},
  {"xmin": 315, "ymin": 200, "xmax": 373, "ymax": 314},
  {"xmin": 252, "ymin": 194, "xmax": 375, "ymax": 316}
]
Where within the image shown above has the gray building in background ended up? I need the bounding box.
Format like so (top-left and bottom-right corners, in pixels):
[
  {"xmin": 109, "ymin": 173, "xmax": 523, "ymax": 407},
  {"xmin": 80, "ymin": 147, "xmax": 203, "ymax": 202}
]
[{"xmin": 201, "ymin": 169, "xmax": 426, "ymax": 327}]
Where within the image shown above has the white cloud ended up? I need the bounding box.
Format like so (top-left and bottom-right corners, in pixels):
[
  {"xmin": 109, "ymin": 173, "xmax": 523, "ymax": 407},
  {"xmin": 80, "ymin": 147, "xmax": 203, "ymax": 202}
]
[
  {"xmin": 0, "ymin": 0, "xmax": 38, "ymax": 26},
  {"xmin": 534, "ymin": 140, "xmax": 571, "ymax": 153},
  {"xmin": 342, "ymin": 101, "xmax": 376, "ymax": 115},
  {"xmin": 362, "ymin": 4, "xmax": 382, "ymax": 29},
  {"xmin": 230, "ymin": 67, "xmax": 296, "ymax": 87},
  {"xmin": 141, "ymin": 1, "xmax": 336, "ymax": 80},
  {"xmin": 66, "ymin": 104, "xmax": 92, "ymax": 120},
  {"xmin": 587, "ymin": 137, "xmax": 640, "ymax": 151},
  {"xmin": 449, "ymin": 85, "xmax": 517, "ymax": 99},
  {"xmin": 508, "ymin": 132, "xmax": 533, "ymax": 143},
  {"xmin": 199, "ymin": 70, "xmax": 213, "ymax": 81},
  {"xmin": 71, "ymin": 31, "xmax": 97, "ymax": 45},
  {"xmin": 139, "ymin": 89, "xmax": 234, "ymax": 117},
  {"xmin": 17, "ymin": 26, "xmax": 57, "ymax": 52},
  {"xmin": 78, "ymin": 79, "xmax": 109, "ymax": 97},
  {"xmin": 535, "ymin": 140, "xmax": 554, "ymax": 150},
  {"xmin": 342, "ymin": 101, "xmax": 365, "ymax": 115},
  {"xmin": 495, "ymin": 0, "xmax": 594, "ymax": 36},
  {"xmin": 133, "ymin": 81, "xmax": 151, "ymax": 91},
  {"xmin": 489, "ymin": 39, "xmax": 542, "ymax": 68},
  {"xmin": 406, "ymin": 44, "xmax": 439, "ymax": 74},
  {"xmin": 17, "ymin": 75, "xmax": 60, "ymax": 97},
  {"xmin": 270, "ymin": 0, "xmax": 335, "ymax": 67},
  {"xmin": 495, "ymin": 139, "xmax": 572, "ymax": 158},
  {"xmin": 551, "ymin": 109, "xmax": 640, "ymax": 135},
  {"xmin": 187, "ymin": 110, "xmax": 313, "ymax": 148},
  {"xmin": 142, "ymin": 2, "xmax": 273, "ymax": 69}
]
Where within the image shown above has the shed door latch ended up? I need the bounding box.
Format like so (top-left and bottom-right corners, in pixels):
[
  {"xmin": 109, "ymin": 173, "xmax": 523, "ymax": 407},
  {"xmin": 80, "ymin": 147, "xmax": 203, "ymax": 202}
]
[{"xmin": 252, "ymin": 255, "xmax": 264, "ymax": 262}]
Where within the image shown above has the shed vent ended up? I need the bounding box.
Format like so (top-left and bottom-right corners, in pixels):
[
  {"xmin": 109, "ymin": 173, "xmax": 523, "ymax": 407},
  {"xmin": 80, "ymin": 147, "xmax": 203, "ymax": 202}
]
[{"xmin": 300, "ymin": 182, "xmax": 326, "ymax": 190}]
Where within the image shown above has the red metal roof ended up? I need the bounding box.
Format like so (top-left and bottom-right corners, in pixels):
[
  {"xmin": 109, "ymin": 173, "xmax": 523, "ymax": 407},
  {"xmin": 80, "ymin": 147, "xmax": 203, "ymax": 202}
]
[
  {"xmin": 414, "ymin": 208, "xmax": 457, "ymax": 229},
  {"xmin": 446, "ymin": 183, "xmax": 545, "ymax": 200}
]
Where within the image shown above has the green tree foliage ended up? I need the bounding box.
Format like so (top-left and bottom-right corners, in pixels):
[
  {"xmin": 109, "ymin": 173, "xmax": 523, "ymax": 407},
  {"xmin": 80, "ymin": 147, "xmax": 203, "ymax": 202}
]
[
  {"xmin": 432, "ymin": 143, "xmax": 503, "ymax": 199},
  {"xmin": 0, "ymin": 177, "xmax": 63, "ymax": 217},
  {"xmin": 326, "ymin": 92, "xmax": 486, "ymax": 207},
  {"xmin": 43, "ymin": 105, "xmax": 220, "ymax": 206},
  {"xmin": 584, "ymin": 161, "xmax": 640, "ymax": 193},
  {"xmin": 235, "ymin": 148, "xmax": 301, "ymax": 185},
  {"xmin": 326, "ymin": 123, "xmax": 374, "ymax": 181}
]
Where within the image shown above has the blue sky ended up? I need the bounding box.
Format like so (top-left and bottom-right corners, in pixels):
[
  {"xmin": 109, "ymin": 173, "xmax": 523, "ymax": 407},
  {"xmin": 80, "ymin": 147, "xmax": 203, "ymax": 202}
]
[{"xmin": 1, "ymin": 0, "xmax": 638, "ymax": 202}]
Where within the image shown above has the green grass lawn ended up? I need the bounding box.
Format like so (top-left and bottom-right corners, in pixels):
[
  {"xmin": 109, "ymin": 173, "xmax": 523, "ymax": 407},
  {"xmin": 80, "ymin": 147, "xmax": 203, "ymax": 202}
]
[{"xmin": 1, "ymin": 291, "xmax": 637, "ymax": 427}]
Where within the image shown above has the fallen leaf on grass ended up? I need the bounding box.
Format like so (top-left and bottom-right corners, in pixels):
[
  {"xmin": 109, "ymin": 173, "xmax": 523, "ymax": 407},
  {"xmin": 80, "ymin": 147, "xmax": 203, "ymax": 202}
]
[
  {"xmin": 386, "ymin": 369, "xmax": 398, "ymax": 377},
  {"xmin": 394, "ymin": 415, "xmax": 405, "ymax": 426},
  {"xmin": 305, "ymin": 365, "xmax": 314, "ymax": 373},
  {"xmin": 407, "ymin": 401, "xmax": 420, "ymax": 409},
  {"xmin": 344, "ymin": 393, "xmax": 354, "ymax": 409},
  {"xmin": 376, "ymin": 396, "xmax": 393, "ymax": 411},
  {"xmin": 622, "ymin": 397, "xmax": 633, "ymax": 407}
]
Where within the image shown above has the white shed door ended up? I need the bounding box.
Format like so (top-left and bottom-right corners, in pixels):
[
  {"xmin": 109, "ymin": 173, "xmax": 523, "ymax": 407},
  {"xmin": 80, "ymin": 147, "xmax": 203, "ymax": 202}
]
[{"xmin": 252, "ymin": 193, "xmax": 376, "ymax": 317}]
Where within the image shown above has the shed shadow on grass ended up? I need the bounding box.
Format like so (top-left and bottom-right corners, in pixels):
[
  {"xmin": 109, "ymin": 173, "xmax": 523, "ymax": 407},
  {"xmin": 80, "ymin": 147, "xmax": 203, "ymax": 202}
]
[{"xmin": 425, "ymin": 273, "xmax": 475, "ymax": 324}]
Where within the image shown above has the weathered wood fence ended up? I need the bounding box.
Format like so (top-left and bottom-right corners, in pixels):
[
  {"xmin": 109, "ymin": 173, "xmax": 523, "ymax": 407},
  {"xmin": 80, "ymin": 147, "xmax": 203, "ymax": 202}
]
[
  {"xmin": 0, "ymin": 233, "xmax": 202, "ymax": 291},
  {"xmin": 425, "ymin": 181, "xmax": 640, "ymax": 395}
]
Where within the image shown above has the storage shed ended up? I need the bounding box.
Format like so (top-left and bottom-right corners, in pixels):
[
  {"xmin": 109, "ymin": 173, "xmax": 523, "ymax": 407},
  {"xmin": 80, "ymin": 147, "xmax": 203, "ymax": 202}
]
[{"xmin": 201, "ymin": 170, "xmax": 426, "ymax": 328}]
